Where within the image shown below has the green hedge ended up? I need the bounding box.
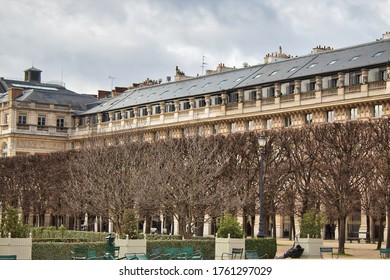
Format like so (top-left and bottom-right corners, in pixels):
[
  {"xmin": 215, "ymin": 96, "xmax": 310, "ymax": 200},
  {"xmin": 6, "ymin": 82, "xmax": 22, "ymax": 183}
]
[
  {"xmin": 245, "ymin": 238, "xmax": 276, "ymax": 259},
  {"xmin": 31, "ymin": 237, "xmax": 277, "ymax": 260},
  {"xmin": 147, "ymin": 239, "xmax": 216, "ymax": 260},
  {"xmin": 32, "ymin": 228, "xmax": 107, "ymax": 242},
  {"xmin": 32, "ymin": 242, "xmax": 106, "ymax": 260}
]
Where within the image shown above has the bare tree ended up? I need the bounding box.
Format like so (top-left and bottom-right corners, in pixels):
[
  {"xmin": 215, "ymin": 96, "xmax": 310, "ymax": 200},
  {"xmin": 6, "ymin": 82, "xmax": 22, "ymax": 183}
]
[
  {"xmin": 314, "ymin": 122, "xmax": 373, "ymax": 254},
  {"xmin": 369, "ymin": 118, "xmax": 390, "ymax": 248}
]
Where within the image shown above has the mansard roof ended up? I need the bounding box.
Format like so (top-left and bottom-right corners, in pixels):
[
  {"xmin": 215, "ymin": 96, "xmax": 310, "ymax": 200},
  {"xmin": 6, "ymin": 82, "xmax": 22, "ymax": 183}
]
[
  {"xmin": 80, "ymin": 38, "xmax": 390, "ymax": 116},
  {"xmin": 0, "ymin": 78, "xmax": 98, "ymax": 112}
]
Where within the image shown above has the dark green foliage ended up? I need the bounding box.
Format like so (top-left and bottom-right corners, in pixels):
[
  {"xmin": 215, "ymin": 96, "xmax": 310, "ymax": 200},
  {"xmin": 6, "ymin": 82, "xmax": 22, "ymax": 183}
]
[
  {"xmin": 0, "ymin": 205, "xmax": 30, "ymax": 238},
  {"xmin": 245, "ymin": 238, "xmax": 276, "ymax": 259},
  {"xmin": 31, "ymin": 228, "xmax": 107, "ymax": 241},
  {"xmin": 216, "ymin": 213, "xmax": 245, "ymax": 238},
  {"xmin": 121, "ymin": 209, "xmax": 141, "ymax": 239},
  {"xmin": 299, "ymin": 209, "xmax": 325, "ymax": 238},
  {"xmin": 145, "ymin": 234, "xmax": 183, "ymax": 240},
  {"xmin": 147, "ymin": 239, "xmax": 215, "ymax": 260},
  {"xmin": 32, "ymin": 242, "xmax": 106, "ymax": 260},
  {"xmin": 30, "ymin": 236, "xmax": 276, "ymax": 260}
]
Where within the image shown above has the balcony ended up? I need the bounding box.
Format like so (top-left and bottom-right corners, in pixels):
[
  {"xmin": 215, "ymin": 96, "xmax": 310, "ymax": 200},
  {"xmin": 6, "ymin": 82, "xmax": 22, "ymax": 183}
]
[{"xmin": 69, "ymin": 80, "xmax": 389, "ymax": 138}]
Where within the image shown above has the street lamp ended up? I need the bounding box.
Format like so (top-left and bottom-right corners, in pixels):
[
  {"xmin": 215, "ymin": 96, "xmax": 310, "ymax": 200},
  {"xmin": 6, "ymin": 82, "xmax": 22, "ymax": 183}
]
[{"xmin": 257, "ymin": 135, "xmax": 267, "ymax": 238}]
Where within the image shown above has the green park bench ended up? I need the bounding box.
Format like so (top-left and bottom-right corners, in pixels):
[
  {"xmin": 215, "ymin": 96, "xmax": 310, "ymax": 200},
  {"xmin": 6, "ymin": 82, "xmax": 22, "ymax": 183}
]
[{"xmin": 0, "ymin": 255, "xmax": 17, "ymax": 260}]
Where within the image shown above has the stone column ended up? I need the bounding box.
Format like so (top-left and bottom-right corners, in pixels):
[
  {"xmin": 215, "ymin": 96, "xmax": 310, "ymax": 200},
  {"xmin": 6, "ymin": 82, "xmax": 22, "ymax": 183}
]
[
  {"xmin": 361, "ymin": 68, "xmax": 369, "ymax": 84},
  {"xmin": 294, "ymin": 80, "xmax": 301, "ymax": 94},
  {"xmin": 204, "ymin": 95, "xmax": 211, "ymax": 107},
  {"xmin": 189, "ymin": 97, "xmax": 195, "ymax": 109},
  {"xmin": 203, "ymin": 214, "xmax": 212, "ymax": 236},
  {"xmin": 173, "ymin": 216, "xmax": 179, "ymax": 235},
  {"xmin": 274, "ymin": 83, "xmax": 281, "ymax": 97},
  {"xmin": 315, "ymin": 76, "xmax": 323, "ymax": 91},
  {"xmin": 238, "ymin": 89, "xmax": 244, "ymax": 103},
  {"xmin": 337, "ymin": 72, "xmax": 345, "ymax": 87},
  {"xmin": 275, "ymin": 214, "xmax": 282, "ymax": 238},
  {"xmin": 359, "ymin": 210, "xmax": 368, "ymax": 241},
  {"xmin": 97, "ymin": 113, "xmax": 102, "ymax": 124},
  {"xmin": 108, "ymin": 112, "xmax": 114, "ymax": 122},
  {"xmin": 159, "ymin": 102, "xmax": 165, "ymax": 114},
  {"xmin": 337, "ymin": 72, "xmax": 346, "ymax": 96},
  {"xmin": 147, "ymin": 104, "xmax": 152, "ymax": 116},
  {"xmin": 255, "ymin": 86, "xmax": 262, "ymax": 100},
  {"xmin": 94, "ymin": 216, "xmax": 99, "ymax": 232}
]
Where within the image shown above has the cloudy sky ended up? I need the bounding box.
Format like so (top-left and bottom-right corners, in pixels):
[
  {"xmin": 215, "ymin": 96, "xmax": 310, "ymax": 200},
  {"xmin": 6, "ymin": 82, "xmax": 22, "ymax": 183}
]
[{"xmin": 0, "ymin": 0, "xmax": 389, "ymax": 94}]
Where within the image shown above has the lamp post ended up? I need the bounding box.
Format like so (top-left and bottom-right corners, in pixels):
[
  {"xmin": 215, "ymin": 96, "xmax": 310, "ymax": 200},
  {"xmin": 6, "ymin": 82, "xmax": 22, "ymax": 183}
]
[{"xmin": 257, "ymin": 135, "xmax": 267, "ymax": 238}]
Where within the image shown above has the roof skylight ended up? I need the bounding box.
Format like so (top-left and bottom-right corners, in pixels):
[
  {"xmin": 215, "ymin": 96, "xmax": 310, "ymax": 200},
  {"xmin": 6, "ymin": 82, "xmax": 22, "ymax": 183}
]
[
  {"xmin": 307, "ymin": 63, "xmax": 317, "ymax": 69},
  {"xmin": 173, "ymin": 88, "xmax": 183, "ymax": 93},
  {"xmin": 350, "ymin": 55, "xmax": 360, "ymax": 61},
  {"xmin": 289, "ymin": 67, "xmax": 298, "ymax": 72},
  {"xmin": 253, "ymin": 73, "xmax": 262, "ymax": 79},
  {"xmin": 202, "ymin": 82, "xmax": 212, "ymax": 88},
  {"xmin": 234, "ymin": 76, "xmax": 244, "ymax": 82},
  {"xmin": 218, "ymin": 79, "xmax": 227, "ymax": 85},
  {"xmin": 329, "ymin": 60, "xmax": 338, "ymax": 65},
  {"xmin": 269, "ymin": 71, "xmax": 278, "ymax": 76},
  {"xmin": 187, "ymin": 85, "xmax": 197, "ymax": 91},
  {"xmin": 373, "ymin": 51, "xmax": 384, "ymax": 57}
]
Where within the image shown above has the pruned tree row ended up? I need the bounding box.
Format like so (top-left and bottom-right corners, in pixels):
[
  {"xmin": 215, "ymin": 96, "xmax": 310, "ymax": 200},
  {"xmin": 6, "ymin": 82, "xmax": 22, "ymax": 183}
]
[{"xmin": 0, "ymin": 119, "xmax": 389, "ymax": 254}]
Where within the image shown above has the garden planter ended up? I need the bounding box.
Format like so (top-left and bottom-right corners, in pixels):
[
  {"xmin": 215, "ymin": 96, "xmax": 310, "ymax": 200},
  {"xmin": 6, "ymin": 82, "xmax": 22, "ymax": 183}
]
[
  {"xmin": 299, "ymin": 237, "xmax": 323, "ymax": 258},
  {"xmin": 0, "ymin": 233, "xmax": 32, "ymax": 260},
  {"xmin": 115, "ymin": 236, "xmax": 147, "ymax": 258},
  {"xmin": 215, "ymin": 235, "xmax": 245, "ymax": 260}
]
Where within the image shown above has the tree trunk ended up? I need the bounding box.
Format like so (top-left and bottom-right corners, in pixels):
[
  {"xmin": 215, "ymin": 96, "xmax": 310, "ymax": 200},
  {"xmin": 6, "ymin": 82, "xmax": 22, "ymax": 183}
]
[
  {"xmin": 272, "ymin": 214, "xmax": 276, "ymax": 238},
  {"xmin": 144, "ymin": 216, "xmax": 151, "ymax": 234},
  {"xmin": 377, "ymin": 216, "xmax": 383, "ymax": 250},
  {"xmin": 338, "ymin": 216, "xmax": 346, "ymax": 254},
  {"xmin": 387, "ymin": 209, "xmax": 390, "ymax": 249},
  {"xmin": 366, "ymin": 214, "xmax": 371, "ymax": 243},
  {"xmin": 289, "ymin": 216, "xmax": 295, "ymax": 241},
  {"xmin": 195, "ymin": 218, "xmax": 204, "ymax": 237}
]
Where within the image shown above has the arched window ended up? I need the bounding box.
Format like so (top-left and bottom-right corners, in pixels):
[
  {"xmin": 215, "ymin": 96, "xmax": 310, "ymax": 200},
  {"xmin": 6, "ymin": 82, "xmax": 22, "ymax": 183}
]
[{"xmin": 1, "ymin": 142, "xmax": 8, "ymax": 157}]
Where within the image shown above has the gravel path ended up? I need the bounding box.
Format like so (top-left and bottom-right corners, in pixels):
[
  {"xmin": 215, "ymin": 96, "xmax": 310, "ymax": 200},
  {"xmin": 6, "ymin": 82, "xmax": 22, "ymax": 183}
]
[{"xmin": 276, "ymin": 239, "xmax": 385, "ymax": 259}]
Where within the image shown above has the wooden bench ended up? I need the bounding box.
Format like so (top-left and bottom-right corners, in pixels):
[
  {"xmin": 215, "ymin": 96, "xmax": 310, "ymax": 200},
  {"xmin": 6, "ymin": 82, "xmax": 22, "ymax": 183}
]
[
  {"xmin": 0, "ymin": 255, "xmax": 17, "ymax": 260},
  {"xmin": 380, "ymin": 248, "xmax": 390, "ymax": 259},
  {"xmin": 320, "ymin": 247, "xmax": 338, "ymax": 259}
]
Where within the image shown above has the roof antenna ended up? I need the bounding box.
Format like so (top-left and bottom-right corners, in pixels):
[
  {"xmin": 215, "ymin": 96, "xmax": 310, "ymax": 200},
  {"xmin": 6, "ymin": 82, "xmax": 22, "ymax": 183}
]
[
  {"xmin": 108, "ymin": 75, "xmax": 116, "ymax": 90},
  {"xmin": 201, "ymin": 56, "xmax": 207, "ymax": 75}
]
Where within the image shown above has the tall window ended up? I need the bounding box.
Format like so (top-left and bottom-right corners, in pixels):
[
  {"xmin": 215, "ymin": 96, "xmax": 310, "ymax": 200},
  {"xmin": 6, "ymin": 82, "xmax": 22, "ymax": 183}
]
[
  {"xmin": 1, "ymin": 142, "xmax": 7, "ymax": 157},
  {"xmin": 5, "ymin": 114, "xmax": 9, "ymax": 124},
  {"xmin": 305, "ymin": 113, "xmax": 313, "ymax": 125},
  {"xmin": 349, "ymin": 107, "xmax": 358, "ymax": 120},
  {"xmin": 248, "ymin": 120, "xmax": 254, "ymax": 131},
  {"xmin": 328, "ymin": 77, "xmax": 338, "ymax": 88},
  {"xmin": 197, "ymin": 126, "xmax": 204, "ymax": 136},
  {"xmin": 230, "ymin": 122, "xmax": 236, "ymax": 133},
  {"xmin": 182, "ymin": 128, "xmax": 187, "ymax": 137},
  {"xmin": 165, "ymin": 102, "xmax": 175, "ymax": 112},
  {"xmin": 38, "ymin": 115, "xmax": 46, "ymax": 126},
  {"xmin": 18, "ymin": 114, "xmax": 27, "ymax": 124},
  {"xmin": 265, "ymin": 118, "xmax": 272, "ymax": 130},
  {"xmin": 212, "ymin": 124, "xmax": 219, "ymax": 135},
  {"xmin": 284, "ymin": 116, "xmax": 292, "ymax": 127},
  {"xmin": 327, "ymin": 110, "xmax": 335, "ymax": 123},
  {"xmin": 57, "ymin": 117, "xmax": 65, "ymax": 128},
  {"xmin": 373, "ymin": 104, "xmax": 383, "ymax": 118}
]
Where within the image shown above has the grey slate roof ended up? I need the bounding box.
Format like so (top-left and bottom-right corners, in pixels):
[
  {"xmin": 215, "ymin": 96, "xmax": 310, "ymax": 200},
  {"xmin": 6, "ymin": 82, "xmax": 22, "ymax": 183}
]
[
  {"xmin": 79, "ymin": 38, "xmax": 390, "ymax": 116},
  {"xmin": 0, "ymin": 78, "xmax": 98, "ymax": 112}
]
